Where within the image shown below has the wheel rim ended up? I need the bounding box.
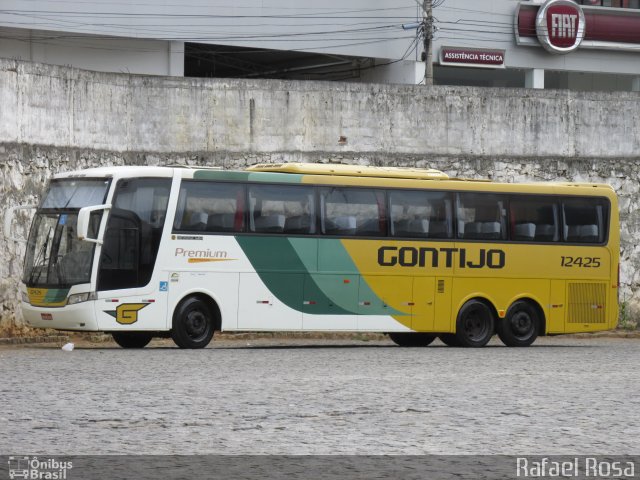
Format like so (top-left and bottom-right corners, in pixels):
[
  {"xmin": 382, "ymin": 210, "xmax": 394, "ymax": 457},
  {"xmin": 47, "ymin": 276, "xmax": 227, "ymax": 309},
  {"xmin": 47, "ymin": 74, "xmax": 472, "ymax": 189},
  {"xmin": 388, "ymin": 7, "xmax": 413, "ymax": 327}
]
[
  {"xmin": 509, "ymin": 310, "xmax": 534, "ymax": 340},
  {"xmin": 463, "ymin": 306, "xmax": 491, "ymax": 341},
  {"xmin": 184, "ymin": 308, "xmax": 210, "ymax": 341}
]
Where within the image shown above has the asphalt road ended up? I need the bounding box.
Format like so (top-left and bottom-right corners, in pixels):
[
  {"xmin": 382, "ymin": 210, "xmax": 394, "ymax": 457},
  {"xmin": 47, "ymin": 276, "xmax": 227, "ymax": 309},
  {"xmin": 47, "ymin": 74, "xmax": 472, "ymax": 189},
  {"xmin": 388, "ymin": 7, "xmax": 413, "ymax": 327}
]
[{"xmin": 0, "ymin": 336, "xmax": 638, "ymax": 455}]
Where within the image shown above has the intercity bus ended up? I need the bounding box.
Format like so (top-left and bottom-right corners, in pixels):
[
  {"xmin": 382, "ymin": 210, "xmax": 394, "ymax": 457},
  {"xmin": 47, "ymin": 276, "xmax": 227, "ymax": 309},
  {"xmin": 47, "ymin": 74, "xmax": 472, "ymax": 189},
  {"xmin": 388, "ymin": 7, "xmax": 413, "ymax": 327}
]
[{"xmin": 11, "ymin": 163, "xmax": 619, "ymax": 348}]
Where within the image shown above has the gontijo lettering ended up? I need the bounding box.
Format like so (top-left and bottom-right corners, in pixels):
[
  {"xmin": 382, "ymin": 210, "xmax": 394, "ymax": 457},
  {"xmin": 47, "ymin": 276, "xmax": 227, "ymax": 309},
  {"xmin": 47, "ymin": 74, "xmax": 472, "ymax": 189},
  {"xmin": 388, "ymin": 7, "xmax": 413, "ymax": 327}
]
[{"xmin": 378, "ymin": 246, "xmax": 506, "ymax": 269}]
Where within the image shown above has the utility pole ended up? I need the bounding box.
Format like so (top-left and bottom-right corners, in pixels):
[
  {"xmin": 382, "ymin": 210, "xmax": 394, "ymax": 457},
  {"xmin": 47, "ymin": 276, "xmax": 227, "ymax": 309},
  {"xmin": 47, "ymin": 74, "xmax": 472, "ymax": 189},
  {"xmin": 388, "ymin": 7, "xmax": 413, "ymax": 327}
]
[{"xmin": 422, "ymin": 0, "xmax": 433, "ymax": 85}]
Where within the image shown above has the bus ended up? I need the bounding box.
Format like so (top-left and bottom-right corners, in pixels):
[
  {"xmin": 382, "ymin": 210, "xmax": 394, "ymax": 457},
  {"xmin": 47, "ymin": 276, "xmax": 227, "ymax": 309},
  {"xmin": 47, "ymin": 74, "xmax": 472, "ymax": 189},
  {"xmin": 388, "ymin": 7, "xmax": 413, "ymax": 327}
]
[{"xmin": 10, "ymin": 163, "xmax": 619, "ymax": 348}]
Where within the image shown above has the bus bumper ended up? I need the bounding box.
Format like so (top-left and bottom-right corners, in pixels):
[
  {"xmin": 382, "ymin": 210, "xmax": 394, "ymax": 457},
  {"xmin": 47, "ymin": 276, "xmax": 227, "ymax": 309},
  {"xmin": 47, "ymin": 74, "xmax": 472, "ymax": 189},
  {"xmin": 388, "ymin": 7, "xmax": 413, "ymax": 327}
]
[{"xmin": 21, "ymin": 301, "xmax": 99, "ymax": 331}]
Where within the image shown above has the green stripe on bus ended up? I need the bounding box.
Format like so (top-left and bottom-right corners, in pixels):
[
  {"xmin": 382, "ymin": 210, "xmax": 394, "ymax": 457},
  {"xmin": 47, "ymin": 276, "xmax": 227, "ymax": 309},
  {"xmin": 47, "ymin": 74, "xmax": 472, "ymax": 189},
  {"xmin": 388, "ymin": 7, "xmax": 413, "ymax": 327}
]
[
  {"xmin": 236, "ymin": 236, "xmax": 401, "ymax": 316},
  {"xmin": 306, "ymin": 239, "xmax": 403, "ymax": 316},
  {"xmin": 248, "ymin": 172, "xmax": 303, "ymax": 183},
  {"xmin": 236, "ymin": 236, "xmax": 355, "ymax": 314},
  {"xmin": 291, "ymin": 238, "xmax": 364, "ymax": 313}
]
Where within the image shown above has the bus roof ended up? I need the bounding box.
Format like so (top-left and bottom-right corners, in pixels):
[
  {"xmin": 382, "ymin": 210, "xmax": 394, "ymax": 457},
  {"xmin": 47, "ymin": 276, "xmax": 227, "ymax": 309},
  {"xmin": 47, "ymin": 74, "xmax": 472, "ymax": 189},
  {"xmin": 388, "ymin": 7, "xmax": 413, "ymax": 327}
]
[
  {"xmin": 243, "ymin": 163, "xmax": 612, "ymax": 189},
  {"xmin": 51, "ymin": 164, "xmax": 616, "ymax": 197},
  {"xmin": 54, "ymin": 166, "xmax": 175, "ymax": 179},
  {"xmin": 246, "ymin": 162, "xmax": 450, "ymax": 180}
]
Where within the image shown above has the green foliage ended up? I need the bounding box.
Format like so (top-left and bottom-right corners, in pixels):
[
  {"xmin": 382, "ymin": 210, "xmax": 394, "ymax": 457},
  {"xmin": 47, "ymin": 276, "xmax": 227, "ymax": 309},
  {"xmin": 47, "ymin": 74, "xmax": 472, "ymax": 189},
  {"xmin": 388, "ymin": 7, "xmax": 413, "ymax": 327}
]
[{"xmin": 618, "ymin": 300, "xmax": 638, "ymax": 331}]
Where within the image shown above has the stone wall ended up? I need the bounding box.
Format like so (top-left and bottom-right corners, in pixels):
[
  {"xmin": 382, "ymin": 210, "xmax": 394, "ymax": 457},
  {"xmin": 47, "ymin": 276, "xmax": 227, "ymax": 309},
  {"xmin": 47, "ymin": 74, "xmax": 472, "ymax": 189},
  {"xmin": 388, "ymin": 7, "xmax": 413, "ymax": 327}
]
[{"xmin": 1, "ymin": 58, "xmax": 639, "ymax": 331}]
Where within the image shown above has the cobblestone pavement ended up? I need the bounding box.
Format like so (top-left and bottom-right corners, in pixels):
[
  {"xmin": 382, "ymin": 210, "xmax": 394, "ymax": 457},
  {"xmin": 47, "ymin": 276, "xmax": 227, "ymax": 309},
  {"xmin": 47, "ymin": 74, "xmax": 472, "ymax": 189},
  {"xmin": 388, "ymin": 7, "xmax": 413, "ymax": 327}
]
[{"xmin": 0, "ymin": 336, "xmax": 638, "ymax": 455}]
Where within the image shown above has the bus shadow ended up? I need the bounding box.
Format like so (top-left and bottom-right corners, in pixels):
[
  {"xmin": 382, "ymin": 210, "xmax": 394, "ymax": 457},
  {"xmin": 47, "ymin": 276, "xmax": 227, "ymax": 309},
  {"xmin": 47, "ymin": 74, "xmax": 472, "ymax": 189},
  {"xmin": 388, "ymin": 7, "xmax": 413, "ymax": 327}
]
[
  {"xmin": 23, "ymin": 342, "xmax": 601, "ymax": 351},
  {"xmin": 206, "ymin": 343, "xmax": 598, "ymax": 351}
]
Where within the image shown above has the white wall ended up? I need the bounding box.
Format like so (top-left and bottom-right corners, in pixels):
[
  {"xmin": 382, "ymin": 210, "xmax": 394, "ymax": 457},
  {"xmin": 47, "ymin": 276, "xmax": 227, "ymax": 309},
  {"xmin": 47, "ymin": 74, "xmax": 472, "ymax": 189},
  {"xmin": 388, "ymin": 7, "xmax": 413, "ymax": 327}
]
[
  {"xmin": 0, "ymin": 0, "xmax": 420, "ymax": 60},
  {"xmin": 359, "ymin": 60, "xmax": 425, "ymax": 85},
  {"xmin": 0, "ymin": 27, "xmax": 180, "ymax": 76}
]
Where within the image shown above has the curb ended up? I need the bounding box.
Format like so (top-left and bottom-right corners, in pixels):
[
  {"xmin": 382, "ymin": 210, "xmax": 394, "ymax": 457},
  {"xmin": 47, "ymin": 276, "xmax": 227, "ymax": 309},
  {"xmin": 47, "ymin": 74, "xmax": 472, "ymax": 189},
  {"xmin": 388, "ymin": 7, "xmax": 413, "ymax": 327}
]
[
  {"xmin": 0, "ymin": 331, "xmax": 638, "ymax": 346},
  {"xmin": 563, "ymin": 331, "xmax": 640, "ymax": 339}
]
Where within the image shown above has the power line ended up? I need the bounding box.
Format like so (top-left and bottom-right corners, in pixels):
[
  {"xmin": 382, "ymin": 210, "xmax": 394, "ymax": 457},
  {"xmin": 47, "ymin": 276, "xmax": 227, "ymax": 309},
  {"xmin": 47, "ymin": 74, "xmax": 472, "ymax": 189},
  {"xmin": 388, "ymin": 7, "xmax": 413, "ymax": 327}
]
[{"xmin": 0, "ymin": 9, "xmax": 418, "ymax": 19}]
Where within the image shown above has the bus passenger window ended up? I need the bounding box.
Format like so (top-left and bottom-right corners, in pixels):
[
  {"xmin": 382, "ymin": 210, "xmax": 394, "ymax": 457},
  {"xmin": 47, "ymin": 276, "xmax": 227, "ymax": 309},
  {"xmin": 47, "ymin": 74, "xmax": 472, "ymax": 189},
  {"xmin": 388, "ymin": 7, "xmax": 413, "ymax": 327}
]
[
  {"xmin": 321, "ymin": 188, "xmax": 386, "ymax": 237},
  {"xmin": 457, "ymin": 193, "xmax": 507, "ymax": 241},
  {"xmin": 509, "ymin": 196, "xmax": 559, "ymax": 243},
  {"xmin": 389, "ymin": 190, "xmax": 452, "ymax": 239},
  {"xmin": 562, "ymin": 198, "xmax": 608, "ymax": 244},
  {"xmin": 248, "ymin": 185, "xmax": 315, "ymax": 235},
  {"xmin": 174, "ymin": 182, "xmax": 245, "ymax": 233}
]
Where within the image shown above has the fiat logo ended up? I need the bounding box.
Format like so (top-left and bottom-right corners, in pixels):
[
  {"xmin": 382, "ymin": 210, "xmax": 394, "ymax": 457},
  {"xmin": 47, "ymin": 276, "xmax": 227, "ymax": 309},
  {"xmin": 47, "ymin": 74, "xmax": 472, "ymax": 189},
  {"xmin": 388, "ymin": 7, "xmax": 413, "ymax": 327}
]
[{"xmin": 536, "ymin": 0, "xmax": 585, "ymax": 54}]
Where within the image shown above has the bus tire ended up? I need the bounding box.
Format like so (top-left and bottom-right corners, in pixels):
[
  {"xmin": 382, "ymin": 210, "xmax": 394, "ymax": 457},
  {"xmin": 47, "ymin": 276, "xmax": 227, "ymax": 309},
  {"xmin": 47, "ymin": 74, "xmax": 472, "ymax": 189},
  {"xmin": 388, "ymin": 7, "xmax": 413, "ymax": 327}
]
[
  {"xmin": 171, "ymin": 296, "xmax": 215, "ymax": 349},
  {"xmin": 388, "ymin": 332, "xmax": 436, "ymax": 347},
  {"xmin": 498, "ymin": 300, "xmax": 539, "ymax": 347},
  {"xmin": 112, "ymin": 332, "xmax": 153, "ymax": 349},
  {"xmin": 438, "ymin": 333, "xmax": 461, "ymax": 347},
  {"xmin": 455, "ymin": 299, "xmax": 495, "ymax": 348}
]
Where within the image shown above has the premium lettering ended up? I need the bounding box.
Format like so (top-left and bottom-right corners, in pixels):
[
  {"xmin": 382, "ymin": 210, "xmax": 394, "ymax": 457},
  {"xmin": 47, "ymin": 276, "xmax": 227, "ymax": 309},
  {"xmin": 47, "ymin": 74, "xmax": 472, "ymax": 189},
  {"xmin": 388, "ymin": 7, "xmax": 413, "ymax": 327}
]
[{"xmin": 174, "ymin": 248, "xmax": 228, "ymax": 259}]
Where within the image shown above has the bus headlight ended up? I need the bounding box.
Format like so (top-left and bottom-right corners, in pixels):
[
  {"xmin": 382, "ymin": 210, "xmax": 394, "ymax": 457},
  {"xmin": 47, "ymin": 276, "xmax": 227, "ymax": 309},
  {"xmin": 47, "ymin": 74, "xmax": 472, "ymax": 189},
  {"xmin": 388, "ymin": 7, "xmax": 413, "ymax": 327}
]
[
  {"xmin": 67, "ymin": 292, "xmax": 97, "ymax": 305},
  {"xmin": 21, "ymin": 291, "xmax": 29, "ymax": 303}
]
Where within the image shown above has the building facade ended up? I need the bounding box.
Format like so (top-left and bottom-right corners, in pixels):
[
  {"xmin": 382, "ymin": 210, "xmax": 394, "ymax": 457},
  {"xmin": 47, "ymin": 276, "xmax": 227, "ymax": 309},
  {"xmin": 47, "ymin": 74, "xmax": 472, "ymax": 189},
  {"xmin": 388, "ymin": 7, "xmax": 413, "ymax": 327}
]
[{"xmin": 0, "ymin": 0, "xmax": 639, "ymax": 91}]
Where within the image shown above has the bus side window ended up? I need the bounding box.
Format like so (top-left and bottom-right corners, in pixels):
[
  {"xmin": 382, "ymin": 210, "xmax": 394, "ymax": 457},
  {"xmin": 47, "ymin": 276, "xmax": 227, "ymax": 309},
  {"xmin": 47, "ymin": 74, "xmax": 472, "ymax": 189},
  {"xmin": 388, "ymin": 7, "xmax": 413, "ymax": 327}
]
[
  {"xmin": 174, "ymin": 182, "xmax": 246, "ymax": 233},
  {"xmin": 457, "ymin": 193, "xmax": 507, "ymax": 241},
  {"xmin": 321, "ymin": 188, "xmax": 386, "ymax": 237},
  {"xmin": 248, "ymin": 184, "xmax": 316, "ymax": 235},
  {"xmin": 509, "ymin": 196, "xmax": 559, "ymax": 243},
  {"xmin": 389, "ymin": 190, "xmax": 452, "ymax": 239},
  {"xmin": 562, "ymin": 198, "xmax": 607, "ymax": 244}
]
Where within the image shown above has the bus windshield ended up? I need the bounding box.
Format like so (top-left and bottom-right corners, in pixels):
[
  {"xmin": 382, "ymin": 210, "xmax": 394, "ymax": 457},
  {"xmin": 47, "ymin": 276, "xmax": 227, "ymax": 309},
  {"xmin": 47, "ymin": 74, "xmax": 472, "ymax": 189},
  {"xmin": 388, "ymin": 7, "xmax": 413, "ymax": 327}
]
[
  {"xmin": 22, "ymin": 178, "xmax": 109, "ymax": 287},
  {"xmin": 40, "ymin": 178, "xmax": 110, "ymax": 209}
]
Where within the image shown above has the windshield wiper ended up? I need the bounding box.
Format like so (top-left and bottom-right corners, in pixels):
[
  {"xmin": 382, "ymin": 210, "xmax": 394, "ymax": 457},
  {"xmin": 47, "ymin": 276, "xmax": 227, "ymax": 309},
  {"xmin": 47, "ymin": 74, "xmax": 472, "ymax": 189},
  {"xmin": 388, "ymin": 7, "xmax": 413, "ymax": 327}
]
[{"xmin": 63, "ymin": 184, "xmax": 81, "ymax": 209}]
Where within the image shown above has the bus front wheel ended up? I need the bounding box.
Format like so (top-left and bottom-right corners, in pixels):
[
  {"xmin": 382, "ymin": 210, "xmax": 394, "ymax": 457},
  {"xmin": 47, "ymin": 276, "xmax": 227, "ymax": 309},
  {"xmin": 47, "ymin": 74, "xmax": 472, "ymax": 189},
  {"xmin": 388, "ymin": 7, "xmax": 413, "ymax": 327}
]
[
  {"xmin": 455, "ymin": 300, "xmax": 495, "ymax": 348},
  {"xmin": 497, "ymin": 300, "xmax": 539, "ymax": 347},
  {"xmin": 112, "ymin": 332, "xmax": 153, "ymax": 349},
  {"xmin": 171, "ymin": 296, "xmax": 215, "ymax": 349},
  {"xmin": 388, "ymin": 332, "xmax": 436, "ymax": 347}
]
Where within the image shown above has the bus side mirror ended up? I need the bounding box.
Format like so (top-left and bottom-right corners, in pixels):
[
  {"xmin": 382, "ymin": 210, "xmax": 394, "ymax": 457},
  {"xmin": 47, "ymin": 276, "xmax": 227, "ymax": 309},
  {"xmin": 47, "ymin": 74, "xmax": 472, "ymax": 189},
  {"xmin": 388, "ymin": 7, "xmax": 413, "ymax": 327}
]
[
  {"xmin": 77, "ymin": 204, "xmax": 111, "ymax": 244},
  {"xmin": 3, "ymin": 205, "xmax": 37, "ymax": 243}
]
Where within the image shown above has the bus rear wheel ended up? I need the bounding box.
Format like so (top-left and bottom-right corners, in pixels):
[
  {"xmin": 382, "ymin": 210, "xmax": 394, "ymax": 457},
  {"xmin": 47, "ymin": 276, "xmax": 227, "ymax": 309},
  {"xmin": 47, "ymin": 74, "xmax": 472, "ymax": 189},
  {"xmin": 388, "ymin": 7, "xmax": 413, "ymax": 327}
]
[
  {"xmin": 497, "ymin": 300, "xmax": 539, "ymax": 347},
  {"xmin": 171, "ymin": 296, "xmax": 215, "ymax": 349},
  {"xmin": 112, "ymin": 332, "xmax": 153, "ymax": 349},
  {"xmin": 388, "ymin": 332, "xmax": 436, "ymax": 347},
  {"xmin": 455, "ymin": 300, "xmax": 495, "ymax": 348}
]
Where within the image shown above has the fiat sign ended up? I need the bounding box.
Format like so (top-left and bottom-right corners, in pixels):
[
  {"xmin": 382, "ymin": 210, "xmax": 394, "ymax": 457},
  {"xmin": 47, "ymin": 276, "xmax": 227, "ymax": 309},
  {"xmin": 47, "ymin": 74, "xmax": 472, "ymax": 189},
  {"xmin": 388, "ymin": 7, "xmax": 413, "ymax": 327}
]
[{"xmin": 536, "ymin": 0, "xmax": 585, "ymax": 54}]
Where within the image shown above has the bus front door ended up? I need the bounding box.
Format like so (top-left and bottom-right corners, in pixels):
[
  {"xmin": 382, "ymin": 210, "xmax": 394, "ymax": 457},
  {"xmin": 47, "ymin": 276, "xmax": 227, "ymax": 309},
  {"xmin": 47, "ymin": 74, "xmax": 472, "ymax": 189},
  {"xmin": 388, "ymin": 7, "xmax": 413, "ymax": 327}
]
[{"xmin": 93, "ymin": 207, "xmax": 168, "ymax": 332}]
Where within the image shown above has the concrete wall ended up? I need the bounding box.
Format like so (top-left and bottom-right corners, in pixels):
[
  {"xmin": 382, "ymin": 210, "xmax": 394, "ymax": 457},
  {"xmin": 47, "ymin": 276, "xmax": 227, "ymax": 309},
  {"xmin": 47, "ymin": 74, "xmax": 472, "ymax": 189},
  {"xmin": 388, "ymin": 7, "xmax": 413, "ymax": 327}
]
[
  {"xmin": 1, "ymin": 58, "xmax": 639, "ymax": 331},
  {"xmin": 2, "ymin": 60, "xmax": 639, "ymax": 156}
]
